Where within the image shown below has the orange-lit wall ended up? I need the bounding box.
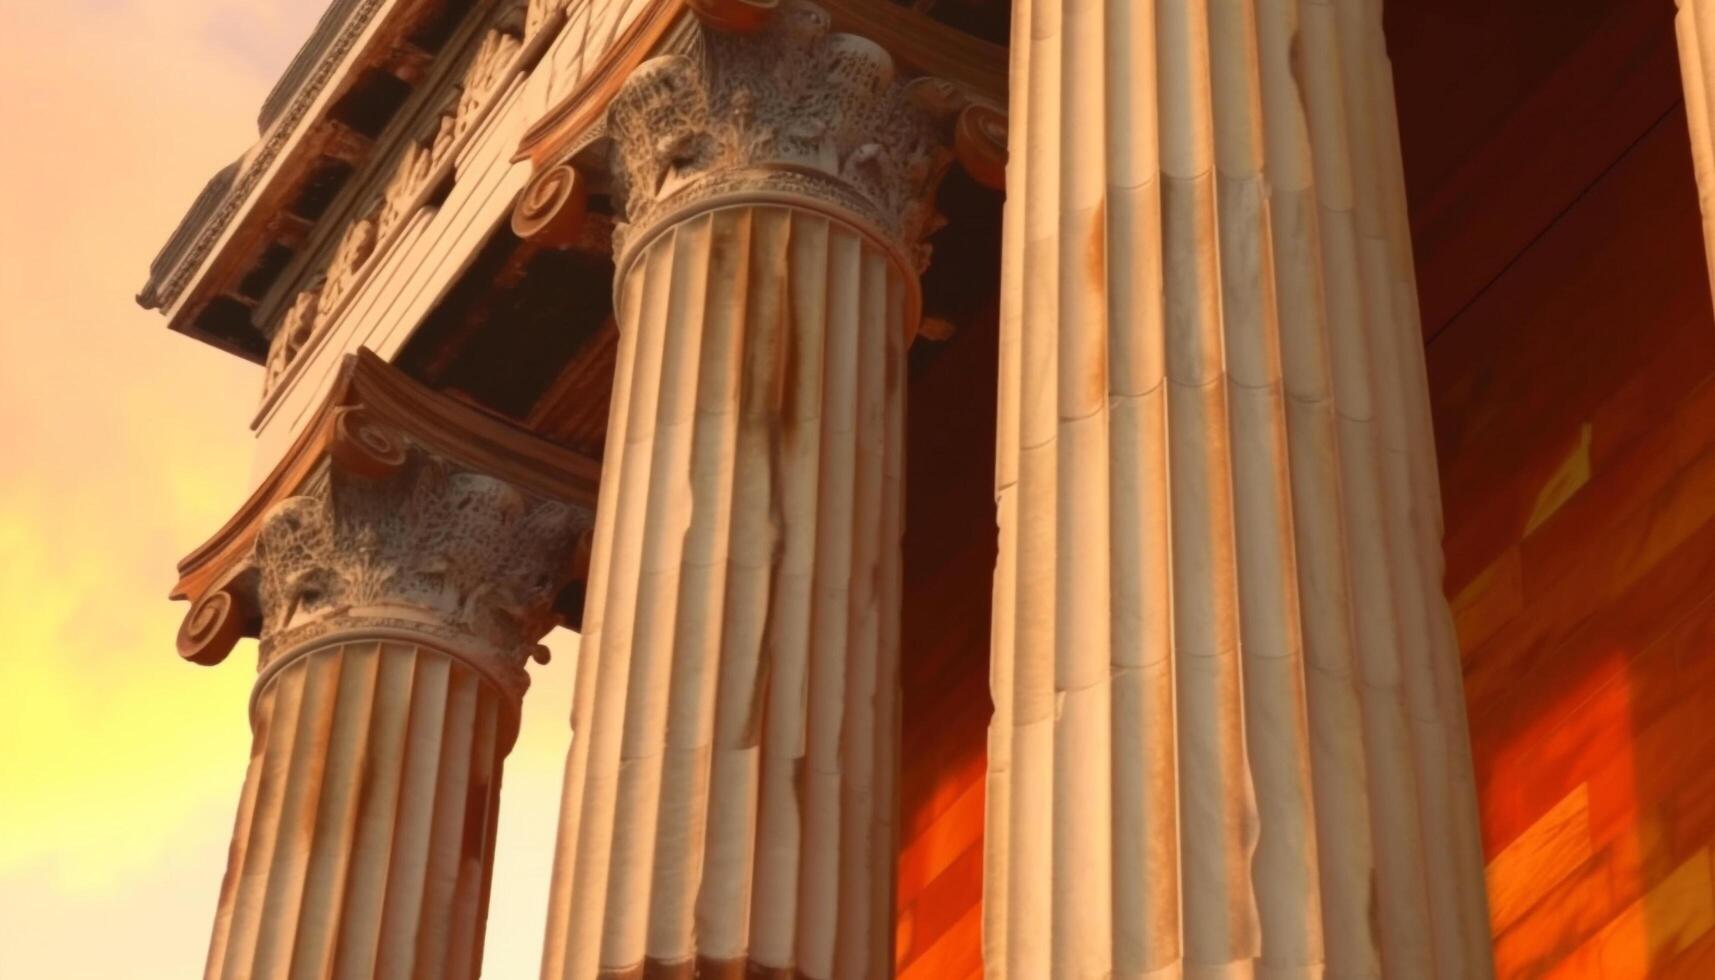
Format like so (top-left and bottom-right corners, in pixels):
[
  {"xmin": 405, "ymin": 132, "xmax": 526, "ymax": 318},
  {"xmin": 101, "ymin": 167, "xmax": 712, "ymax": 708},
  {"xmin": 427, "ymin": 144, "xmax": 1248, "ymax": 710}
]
[
  {"xmin": 1425, "ymin": 69, "xmax": 1715, "ymax": 980},
  {"xmin": 894, "ymin": 284, "xmax": 996, "ymax": 980}
]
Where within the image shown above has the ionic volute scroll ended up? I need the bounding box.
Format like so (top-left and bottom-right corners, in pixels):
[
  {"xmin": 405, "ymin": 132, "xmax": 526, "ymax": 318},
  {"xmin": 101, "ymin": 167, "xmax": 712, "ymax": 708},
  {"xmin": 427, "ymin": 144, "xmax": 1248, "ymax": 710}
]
[
  {"xmin": 511, "ymin": 158, "xmax": 591, "ymax": 248},
  {"xmin": 259, "ymin": 20, "xmax": 529, "ymax": 407},
  {"xmin": 177, "ymin": 567, "xmax": 261, "ymax": 667},
  {"xmin": 902, "ymin": 74, "xmax": 1008, "ymax": 192}
]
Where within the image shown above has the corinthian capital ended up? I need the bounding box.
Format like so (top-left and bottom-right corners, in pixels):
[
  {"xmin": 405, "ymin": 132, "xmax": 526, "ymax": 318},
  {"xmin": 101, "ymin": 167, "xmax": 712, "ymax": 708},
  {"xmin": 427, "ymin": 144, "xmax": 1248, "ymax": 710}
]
[
  {"xmin": 244, "ymin": 413, "xmax": 587, "ymax": 699},
  {"xmin": 605, "ymin": 0, "xmax": 960, "ymax": 270},
  {"xmin": 174, "ymin": 351, "xmax": 600, "ymax": 705}
]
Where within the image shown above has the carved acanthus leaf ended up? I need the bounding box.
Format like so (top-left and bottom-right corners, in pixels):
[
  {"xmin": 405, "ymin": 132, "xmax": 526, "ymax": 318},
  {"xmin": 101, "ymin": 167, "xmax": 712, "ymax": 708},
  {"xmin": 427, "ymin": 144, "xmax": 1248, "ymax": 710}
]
[
  {"xmin": 457, "ymin": 28, "xmax": 523, "ymax": 143},
  {"xmin": 378, "ymin": 143, "xmax": 426, "ymax": 243},
  {"xmin": 604, "ymin": 0, "xmax": 957, "ymax": 270},
  {"xmin": 317, "ymin": 206, "xmax": 379, "ymax": 323},
  {"xmin": 264, "ymin": 283, "xmax": 323, "ymax": 392},
  {"xmin": 241, "ymin": 419, "xmax": 589, "ymax": 698}
]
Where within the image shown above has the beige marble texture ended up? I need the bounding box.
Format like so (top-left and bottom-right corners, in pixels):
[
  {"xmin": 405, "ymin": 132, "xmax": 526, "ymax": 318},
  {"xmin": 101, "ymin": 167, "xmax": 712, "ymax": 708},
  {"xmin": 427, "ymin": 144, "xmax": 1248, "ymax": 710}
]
[
  {"xmin": 984, "ymin": 0, "xmax": 1492, "ymax": 976},
  {"xmin": 540, "ymin": 202, "xmax": 909, "ymax": 980}
]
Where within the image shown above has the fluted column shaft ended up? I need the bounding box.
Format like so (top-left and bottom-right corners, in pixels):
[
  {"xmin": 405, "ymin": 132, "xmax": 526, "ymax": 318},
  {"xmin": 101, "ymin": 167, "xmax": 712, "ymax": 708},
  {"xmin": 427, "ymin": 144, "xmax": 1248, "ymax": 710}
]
[
  {"xmin": 985, "ymin": 0, "xmax": 1491, "ymax": 977},
  {"xmin": 206, "ymin": 633, "xmax": 513, "ymax": 980},
  {"xmin": 1677, "ymin": 0, "xmax": 1715, "ymax": 300},
  {"xmin": 543, "ymin": 202, "xmax": 908, "ymax": 980},
  {"xmin": 538, "ymin": 6, "xmax": 957, "ymax": 976}
]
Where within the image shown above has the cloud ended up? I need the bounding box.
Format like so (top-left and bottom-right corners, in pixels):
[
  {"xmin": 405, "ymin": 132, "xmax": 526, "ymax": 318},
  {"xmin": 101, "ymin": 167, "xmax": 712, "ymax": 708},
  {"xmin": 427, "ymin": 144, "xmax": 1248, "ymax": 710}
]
[{"xmin": 0, "ymin": 4, "xmax": 584, "ymax": 975}]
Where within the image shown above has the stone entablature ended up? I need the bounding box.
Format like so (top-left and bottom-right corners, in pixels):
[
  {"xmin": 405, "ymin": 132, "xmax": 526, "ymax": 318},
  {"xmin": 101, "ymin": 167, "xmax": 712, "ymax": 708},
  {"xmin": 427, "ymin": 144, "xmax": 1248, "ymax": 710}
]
[
  {"xmin": 509, "ymin": 0, "xmax": 1009, "ymax": 288},
  {"xmin": 259, "ymin": 15, "xmax": 530, "ymax": 407},
  {"xmin": 137, "ymin": 0, "xmax": 596, "ymax": 369},
  {"xmin": 136, "ymin": 0, "xmax": 387, "ymax": 321},
  {"xmin": 605, "ymin": 3, "xmax": 953, "ymax": 272}
]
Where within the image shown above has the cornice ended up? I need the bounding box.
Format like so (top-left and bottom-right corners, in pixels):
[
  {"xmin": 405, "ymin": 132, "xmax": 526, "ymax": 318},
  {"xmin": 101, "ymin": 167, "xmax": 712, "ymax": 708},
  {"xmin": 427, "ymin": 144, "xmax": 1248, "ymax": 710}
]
[
  {"xmin": 172, "ymin": 348, "xmax": 600, "ymax": 666},
  {"xmin": 253, "ymin": 11, "xmax": 539, "ymax": 429},
  {"xmin": 139, "ymin": 0, "xmax": 516, "ymax": 368},
  {"xmin": 138, "ymin": 0, "xmax": 393, "ymax": 319},
  {"xmin": 258, "ymin": 0, "xmax": 371, "ymax": 135}
]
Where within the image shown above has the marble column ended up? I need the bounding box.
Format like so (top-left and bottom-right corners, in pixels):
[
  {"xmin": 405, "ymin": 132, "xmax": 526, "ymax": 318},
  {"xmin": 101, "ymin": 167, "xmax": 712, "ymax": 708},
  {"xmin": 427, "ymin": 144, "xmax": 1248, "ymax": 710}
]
[
  {"xmin": 1678, "ymin": 0, "xmax": 1715, "ymax": 301},
  {"xmin": 538, "ymin": 6, "xmax": 956, "ymax": 978},
  {"xmin": 178, "ymin": 413, "xmax": 584, "ymax": 980},
  {"xmin": 984, "ymin": 0, "xmax": 1492, "ymax": 977}
]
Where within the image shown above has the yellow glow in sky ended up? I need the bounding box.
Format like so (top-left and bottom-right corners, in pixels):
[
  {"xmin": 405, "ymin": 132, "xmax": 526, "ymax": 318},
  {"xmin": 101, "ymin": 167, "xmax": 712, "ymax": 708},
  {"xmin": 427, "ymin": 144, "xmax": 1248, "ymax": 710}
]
[{"xmin": 0, "ymin": 3, "xmax": 578, "ymax": 975}]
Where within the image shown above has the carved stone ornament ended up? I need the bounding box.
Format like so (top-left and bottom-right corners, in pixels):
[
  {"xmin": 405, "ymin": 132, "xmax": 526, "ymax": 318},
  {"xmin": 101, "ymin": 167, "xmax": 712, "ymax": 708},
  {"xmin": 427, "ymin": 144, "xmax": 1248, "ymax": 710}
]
[
  {"xmin": 317, "ymin": 207, "xmax": 379, "ymax": 323},
  {"xmin": 526, "ymin": 0, "xmax": 569, "ymax": 40},
  {"xmin": 263, "ymin": 281, "xmax": 323, "ymax": 392},
  {"xmin": 259, "ymin": 25, "xmax": 525, "ymax": 405},
  {"xmin": 457, "ymin": 26, "xmax": 523, "ymax": 143},
  {"xmin": 143, "ymin": 0, "xmax": 387, "ymax": 313},
  {"xmin": 182, "ymin": 406, "xmax": 589, "ymax": 703},
  {"xmin": 954, "ymin": 101, "xmax": 1007, "ymax": 190},
  {"xmin": 604, "ymin": 0, "xmax": 962, "ymax": 271},
  {"xmin": 511, "ymin": 161, "xmax": 589, "ymax": 246}
]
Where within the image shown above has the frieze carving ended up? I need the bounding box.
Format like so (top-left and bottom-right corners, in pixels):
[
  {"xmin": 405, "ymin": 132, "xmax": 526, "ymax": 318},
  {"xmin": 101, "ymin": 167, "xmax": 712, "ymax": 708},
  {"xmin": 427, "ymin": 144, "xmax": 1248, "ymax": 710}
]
[
  {"xmin": 604, "ymin": 0, "xmax": 961, "ymax": 270},
  {"xmin": 377, "ymin": 107, "xmax": 452, "ymax": 244},
  {"xmin": 263, "ymin": 282, "xmax": 323, "ymax": 392},
  {"xmin": 259, "ymin": 23, "xmax": 525, "ymax": 404},
  {"xmin": 317, "ymin": 207, "xmax": 380, "ymax": 322},
  {"xmin": 526, "ymin": 0, "xmax": 569, "ymax": 40},
  {"xmin": 457, "ymin": 27, "xmax": 523, "ymax": 142},
  {"xmin": 191, "ymin": 408, "xmax": 591, "ymax": 702}
]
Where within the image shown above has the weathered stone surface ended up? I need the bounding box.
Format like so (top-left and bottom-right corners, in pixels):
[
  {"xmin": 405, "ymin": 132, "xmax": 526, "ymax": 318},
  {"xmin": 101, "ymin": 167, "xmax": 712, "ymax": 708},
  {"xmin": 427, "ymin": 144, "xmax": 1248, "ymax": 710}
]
[
  {"xmin": 542, "ymin": 7, "xmax": 964, "ymax": 977},
  {"xmin": 983, "ymin": 1, "xmax": 1493, "ymax": 977},
  {"xmin": 604, "ymin": 1, "xmax": 953, "ymax": 270}
]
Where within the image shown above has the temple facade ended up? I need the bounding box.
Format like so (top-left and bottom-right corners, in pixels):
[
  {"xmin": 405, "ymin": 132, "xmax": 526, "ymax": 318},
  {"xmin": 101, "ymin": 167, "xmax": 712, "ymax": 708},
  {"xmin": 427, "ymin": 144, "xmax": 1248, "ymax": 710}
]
[{"xmin": 140, "ymin": 0, "xmax": 1715, "ymax": 976}]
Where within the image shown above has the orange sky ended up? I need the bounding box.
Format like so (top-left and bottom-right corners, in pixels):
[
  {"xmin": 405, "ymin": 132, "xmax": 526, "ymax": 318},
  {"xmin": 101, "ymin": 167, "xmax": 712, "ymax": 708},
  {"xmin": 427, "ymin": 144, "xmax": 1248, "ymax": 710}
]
[{"xmin": 0, "ymin": 3, "xmax": 577, "ymax": 976}]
